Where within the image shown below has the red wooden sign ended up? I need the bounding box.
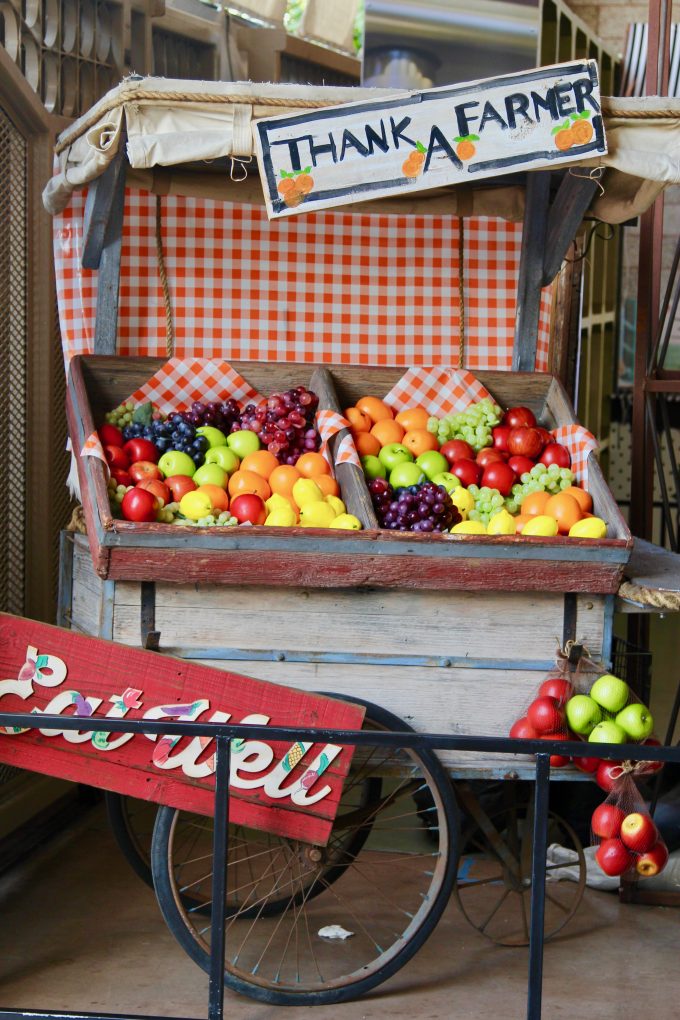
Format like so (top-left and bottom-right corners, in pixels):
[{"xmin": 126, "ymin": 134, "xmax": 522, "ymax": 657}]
[{"xmin": 0, "ymin": 614, "xmax": 365, "ymax": 845}]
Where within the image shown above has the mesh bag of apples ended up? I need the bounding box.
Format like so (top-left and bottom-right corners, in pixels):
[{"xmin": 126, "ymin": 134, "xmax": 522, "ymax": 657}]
[{"xmin": 509, "ymin": 650, "xmax": 668, "ymax": 880}]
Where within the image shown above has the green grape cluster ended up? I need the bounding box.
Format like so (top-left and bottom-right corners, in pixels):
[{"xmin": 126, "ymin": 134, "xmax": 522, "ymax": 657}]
[
  {"xmin": 156, "ymin": 501, "xmax": 180, "ymax": 524},
  {"xmin": 505, "ymin": 464, "xmax": 575, "ymax": 515},
  {"xmin": 175, "ymin": 512, "xmax": 238, "ymax": 528},
  {"xmin": 427, "ymin": 398, "xmax": 502, "ymax": 452},
  {"xmin": 466, "ymin": 484, "xmax": 506, "ymax": 525},
  {"xmin": 105, "ymin": 401, "xmax": 136, "ymax": 427},
  {"xmin": 107, "ymin": 479, "xmax": 132, "ymax": 515}
]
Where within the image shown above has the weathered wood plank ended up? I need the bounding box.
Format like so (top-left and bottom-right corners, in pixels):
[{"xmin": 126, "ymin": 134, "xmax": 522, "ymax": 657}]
[
  {"xmin": 513, "ymin": 170, "xmax": 551, "ymax": 372},
  {"xmin": 82, "ymin": 152, "xmax": 126, "ymax": 270},
  {"xmin": 542, "ymin": 173, "xmax": 598, "ymax": 286},
  {"xmin": 92, "ymin": 153, "xmax": 126, "ymax": 355}
]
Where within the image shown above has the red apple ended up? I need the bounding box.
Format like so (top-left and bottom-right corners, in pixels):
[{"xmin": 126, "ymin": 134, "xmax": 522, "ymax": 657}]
[
  {"xmin": 509, "ymin": 717, "xmax": 538, "ymax": 740},
  {"xmin": 98, "ymin": 423, "xmax": 123, "ymax": 447},
  {"xmin": 165, "ymin": 475, "xmax": 198, "ymax": 502},
  {"xmin": 492, "ymin": 425, "xmax": 513, "ymax": 452},
  {"xmin": 539, "ymin": 734, "xmax": 571, "ymax": 767},
  {"xmin": 595, "ymin": 760, "xmax": 623, "ymax": 793},
  {"xmin": 538, "ymin": 677, "xmax": 574, "ymax": 704},
  {"xmin": 595, "ymin": 838, "xmax": 634, "ymax": 876},
  {"xmin": 124, "ymin": 437, "xmax": 159, "ymax": 464},
  {"xmin": 481, "ymin": 461, "xmax": 516, "ymax": 496},
  {"xmin": 539, "ymin": 443, "xmax": 571, "ymax": 469},
  {"xmin": 502, "ymin": 406, "xmax": 537, "ymax": 429},
  {"xmin": 440, "ymin": 439, "xmax": 474, "ymax": 465},
  {"xmin": 121, "ymin": 487, "xmax": 158, "ymax": 523},
  {"xmin": 231, "ymin": 493, "xmax": 266, "ymax": 525},
  {"xmin": 573, "ymin": 756, "xmax": 601, "ymax": 774},
  {"xmin": 129, "ymin": 460, "xmax": 163, "ymax": 483},
  {"xmin": 476, "ymin": 447, "xmax": 506, "ymax": 468},
  {"xmin": 591, "ymin": 802, "xmax": 625, "ymax": 839},
  {"xmin": 451, "ymin": 458, "xmax": 482, "ymax": 488},
  {"xmin": 636, "ymin": 841, "xmax": 669, "ymax": 877},
  {"xmin": 620, "ymin": 812, "xmax": 658, "ymax": 853},
  {"xmin": 535, "ymin": 427, "xmax": 553, "ymax": 448},
  {"xmin": 508, "ymin": 455, "xmax": 536, "ymax": 477},
  {"xmin": 110, "ymin": 468, "xmax": 132, "ymax": 487},
  {"xmin": 137, "ymin": 478, "xmax": 171, "ymax": 507},
  {"xmin": 507, "ymin": 427, "xmax": 545, "ymax": 460},
  {"xmin": 527, "ymin": 696, "xmax": 565, "ymax": 735},
  {"xmin": 104, "ymin": 444, "xmax": 130, "ymax": 470}
]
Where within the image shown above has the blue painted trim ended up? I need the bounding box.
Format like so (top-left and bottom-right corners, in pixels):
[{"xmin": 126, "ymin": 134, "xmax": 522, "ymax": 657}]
[
  {"xmin": 162, "ymin": 645, "xmax": 556, "ymax": 671},
  {"xmin": 601, "ymin": 594, "xmax": 615, "ymax": 665},
  {"xmin": 99, "ymin": 579, "xmax": 116, "ymax": 641}
]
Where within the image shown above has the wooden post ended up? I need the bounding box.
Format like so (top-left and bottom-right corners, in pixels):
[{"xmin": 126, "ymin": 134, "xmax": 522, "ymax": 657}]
[
  {"xmin": 513, "ymin": 171, "xmax": 551, "ymax": 372},
  {"xmin": 91, "ymin": 151, "xmax": 127, "ymax": 356}
]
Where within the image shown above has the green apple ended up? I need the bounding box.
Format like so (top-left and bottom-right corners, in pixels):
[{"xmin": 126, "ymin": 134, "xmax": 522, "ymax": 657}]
[
  {"xmin": 389, "ymin": 462, "xmax": 426, "ymax": 488},
  {"xmin": 588, "ymin": 720, "xmax": 627, "ymax": 744},
  {"xmin": 196, "ymin": 425, "xmax": 227, "ymax": 448},
  {"xmin": 431, "ymin": 471, "xmax": 461, "ymax": 494},
  {"xmin": 361, "ymin": 454, "xmax": 387, "ymax": 480},
  {"xmin": 227, "ymin": 430, "xmax": 261, "ymax": 458},
  {"xmin": 158, "ymin": 450, "xmax": 196, "ymax": 478},
  {"xmin": 416, "ymin": 450, "xmax": 449, "ymax": 480},
  {"xmin": 205, "ymin": 446, "xmax": 240, "ymax": 475},
  {"xmin": 616, "ymin": 703, "xmax": 654, "ymax": 741},
  {"xmin": 565, "ymin": 694, "xmax": 602, "ymax": 736},
  {"xmin": 590, "ymin": 673, "xmax": 629, "ymax": 713},
  {"xmin": 193, "ymin": 463, "xmax": 228, "ymax": 489},
  {"xmin": 378, "ymin": 443, "xmax": 413, "ymax": 472}
]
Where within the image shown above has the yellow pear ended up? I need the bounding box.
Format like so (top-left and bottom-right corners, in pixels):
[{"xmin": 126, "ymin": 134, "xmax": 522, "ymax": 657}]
[
  {"xmin": 569, "ymin": 516, "xmax": 607, "ymax": 539},
  {"xmin": 292, "ymin": 478, "xmax": 324, "ymax": 507},
  {"xmin": 522, "ymin": 515, "xmax": 559, "ymax": 537},
  {"xmin": 329, "ymin": 513, "xmax": 362, "ymax": 530},
  {"xmin": 487, "ymin": 508, "xmax": 516, "ymax": 535},
  {"xmin": 299, "ymin": 502, "xmax": 337, "ymax": 528},
  {"xmin": 451, "ymin": 520, "xmax": 487, "ymax": 535}
]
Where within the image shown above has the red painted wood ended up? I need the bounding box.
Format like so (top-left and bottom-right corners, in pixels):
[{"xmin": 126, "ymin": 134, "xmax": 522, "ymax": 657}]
[{"xmin": 0, "ymin": 614, "xmax": 365, "ymax": 845}]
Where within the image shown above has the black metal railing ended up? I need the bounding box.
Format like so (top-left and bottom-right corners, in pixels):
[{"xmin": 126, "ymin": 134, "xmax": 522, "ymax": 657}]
[{"xmin": 0, "ymin": 710, "xmax": 678, "ymax": 1020}]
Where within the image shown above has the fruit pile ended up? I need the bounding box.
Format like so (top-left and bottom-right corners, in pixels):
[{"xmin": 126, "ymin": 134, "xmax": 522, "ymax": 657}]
[
  {"xmin": 99, "ymin": 387, "xmax": 359, "ymax": 530},
  {"xmin": 591, "ymin": 797, "xmax": 669, "ymax": 879},
  {"xmin": 347, "ymin": 394, "xmax": 606, "ymax": 538}
]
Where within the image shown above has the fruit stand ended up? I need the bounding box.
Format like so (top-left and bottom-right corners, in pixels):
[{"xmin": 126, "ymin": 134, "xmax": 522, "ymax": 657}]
[{"xmin": 44, "ymin": 69, "xmax": 680, "ymax": 993}]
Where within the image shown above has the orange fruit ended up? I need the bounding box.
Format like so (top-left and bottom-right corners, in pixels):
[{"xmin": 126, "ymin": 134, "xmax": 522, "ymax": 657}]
[
  {"xmin": 544, "ymin": 493, "xmax": 582, "ymax": 535},
  {"xmin": 562, "ymin": 485, "xmax": 593, "ymax": 514},
  {"xmin": 513, "ymin": 514, "xmax": 532, "ymax": 534},
  {"xmin": 395, "ymin": 406, "xmax": 430, "ymax": 431},
  {"xmin": 370, "ymin": 418, "xmax": 405, "ymax": 446},
  {"xmin": 520, "ymin": 491, "xmax": 551, "ymax": 517},
  {"xmin": 240, "ymin": 449, "xmax": 280, "ymax": 480},
  {"xmin": 402, "ymin": 428, "xmax": 438, "ymax": 457},
  {"xmin": 296, "ymin": 452, "xmax": 331, "ymax": 478},
  {"xmin": 315, "ymin": 475, "xmax": 340, "ymax": 498},
  {"xmin": 228, "ymin": 469, "xmax": 271, "ymax": 501},
  {"xmin": 196, "ymin": 484, "xmax": 229, "ymax": 512},
  {"xmin": 353, "ymin": 431, "xmax": 381, "ymax": 457},
  {"xmin": 344, "ymin": 407, "xmax": 371, "ymax": 433},
  {"xmin": 269, "ymin": 464, "xmax": 301, "ymax": 499},
  {"xmin": 356, "ymin": 396, "xmax": 394, "ymax": 424}
]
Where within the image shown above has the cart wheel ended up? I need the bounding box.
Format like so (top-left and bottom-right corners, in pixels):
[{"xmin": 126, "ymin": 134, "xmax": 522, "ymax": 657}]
[
  {"xmin": 151, "ymin": 696, "xmax": 460, "ymax": 1005},
  {"xmin": 105, "ymin": 791, "xmax": 155, "ymax": 887},
  {"xmin": 454, "ymin": 786, "xmax": 586, "ymax": 947}
]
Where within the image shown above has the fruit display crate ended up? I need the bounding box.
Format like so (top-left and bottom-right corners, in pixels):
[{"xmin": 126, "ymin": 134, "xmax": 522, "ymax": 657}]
[{"xmin": 67, "ymin": 355, "xmax": 631, "ymax": 593}]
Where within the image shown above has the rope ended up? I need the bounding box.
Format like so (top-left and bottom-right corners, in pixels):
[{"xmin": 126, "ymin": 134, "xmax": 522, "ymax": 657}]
[
  {"xmin": 458, "ymin": 218, "xmax": 466, "ymax": 368},
  {"xmin": 67, "ymin": 506, "xmax": 87, "ymax": 535},
  {"xmin": 55, "ymin": 89, "xmax": 340, "ymax": 155},
  {"xmin": 155, "ymin": 194, "xmax": 175, "ymax": 358},
  {"xmin": 601, "ymin": 99, "xmax": 680, "ymax": 118},
  {"xmin": 618, "ymin": 579, "xmax": 680, "ymax": 610}
]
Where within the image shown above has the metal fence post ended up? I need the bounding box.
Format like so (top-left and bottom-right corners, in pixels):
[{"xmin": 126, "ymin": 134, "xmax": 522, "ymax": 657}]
[
  {"xmin": 208, "ymin": 736, "xmax": 231, "ymax": 1020},
  {"xmin": 527, "ymin": 752, "xmax": 551, "ymax": 1020}
]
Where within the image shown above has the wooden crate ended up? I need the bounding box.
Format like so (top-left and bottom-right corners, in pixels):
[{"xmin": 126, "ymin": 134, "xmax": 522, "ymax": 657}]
[
  {"xmin": 67, "ymin": 355, "xmax": 631, "ymax": 593},
  {"xmin": 61, "ymin": 532, "xmax": 611, "ymax": 778}
]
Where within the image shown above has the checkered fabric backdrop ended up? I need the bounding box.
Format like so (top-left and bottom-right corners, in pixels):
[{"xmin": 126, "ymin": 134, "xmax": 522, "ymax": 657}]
[{"xmin": 54, "ymin": 188, "xmax": 553, "ymax": 370}]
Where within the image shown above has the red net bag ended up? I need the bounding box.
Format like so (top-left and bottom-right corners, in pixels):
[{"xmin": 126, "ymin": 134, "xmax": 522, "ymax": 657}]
[{"xmin": 591, "ymin": 769, "xmax": 669, "ymax": 879}]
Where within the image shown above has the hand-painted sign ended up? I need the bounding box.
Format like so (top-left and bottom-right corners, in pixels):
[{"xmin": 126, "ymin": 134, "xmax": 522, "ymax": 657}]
[
  {"xmin": 0, "ymin": 614, "xmax": 365, "ymax": 845},
  {"xmin": 254, "ymin": 61, "xmax": 606, "ymax": 219}
]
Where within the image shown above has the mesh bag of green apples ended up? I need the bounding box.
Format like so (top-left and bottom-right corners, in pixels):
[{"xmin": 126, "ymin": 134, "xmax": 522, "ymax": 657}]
[{"xmin": 590, "ymin": 767, "xmax": 669, "ymax": 879}]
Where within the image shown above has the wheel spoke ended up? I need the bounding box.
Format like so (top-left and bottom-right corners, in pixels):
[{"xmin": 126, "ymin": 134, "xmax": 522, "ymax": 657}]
[{"xmin": 479, "ymin": 886, "xmax": 512, "ymax": 933}]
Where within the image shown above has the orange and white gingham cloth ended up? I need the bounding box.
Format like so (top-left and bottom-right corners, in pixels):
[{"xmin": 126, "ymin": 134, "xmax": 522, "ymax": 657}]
[
  {"xmin": 384, "ymin": 367, "xmax": 494, "ymax": 417},
  {"xmin": 54, "ymin": 188, "xmax": 553, "ymax": 370},
  {"xmin": 316, "ymin": 410, "xmax": 361, "ymax": 468},
  {"xmin": 81, "ymin": 431, "xmax": 108, "ymax": 473},
  {"xmin": 126, "ymin": 358, "xmax": 265, "ymax": 413},
  {"xmin": 553, "ymin": 424, "xmax": 599, "ymax": 486}
]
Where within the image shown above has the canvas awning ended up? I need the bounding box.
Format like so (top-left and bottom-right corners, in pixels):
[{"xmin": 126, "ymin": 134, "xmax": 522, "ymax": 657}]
[{"xmin": 43, "ymin": 75, "xmax": 680, "ymax": 225}]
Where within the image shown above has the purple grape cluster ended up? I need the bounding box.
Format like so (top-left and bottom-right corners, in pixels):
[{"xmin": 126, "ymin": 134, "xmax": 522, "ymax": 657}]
[
  {"xmin": 369, "ymin": 478, "xmax": 461, "ymax": 533},
  {"xmin": 238, "ymin": 387, "xmax": 320, "ymax": 465},
  {"xmin": 180, "ymin": 399, "xmax": 242, "ymax": 432}
]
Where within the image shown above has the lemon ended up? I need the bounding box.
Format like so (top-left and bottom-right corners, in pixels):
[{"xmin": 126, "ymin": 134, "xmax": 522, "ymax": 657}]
[
  {"xmin": 330, "ymin": 513, "xmax": 362, "ymax": 530},
  {"xmin": 569, "ymin": 516, "xmax": 607, "ymax": 539},
  {"xmin": 179, "ymin": 491, "xmax": 213, "ymax": 521},
  {"xmin": 450, "ymin": 487, "xmax": 474, "ymax": 519},
  {"xmin": 487, "ymin": 508, "xmax": 516, "ymax": 535},
  {"xmin": 325, "ymin": 495, "xmax": 346, "ymax": 517},
  {"xmin": 451, "ymin": 520, "xmax": 487, "ymax": 535},
  {"xmin": 266, "ymin": 493, "xmax": 294, "ymax": 513},
  {"xmin": 265, "ymin": 506, "xmax": 297, "ymax": 527},
  {"xmin": 522, "ymin": 515, "xmax": 559, "ymax": 537},
  {"xmin": 299, "ymin": 502, "xmax": 337, "ymax": 528},
  {"xmin": 292, "ymin": 478, "xmax": 324, "ymax": 506}
]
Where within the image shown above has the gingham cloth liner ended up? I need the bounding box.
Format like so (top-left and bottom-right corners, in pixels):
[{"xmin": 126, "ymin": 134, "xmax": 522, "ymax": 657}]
[
  {"xmin": 55, "ymin": 188, "xmax": 553, "ymax": 370},
  {"xmin": 553, "ymin": 424, "xmax": 599, "ymax": 487},
  {"xmin": 383, "ymin": 367, "xmax": 493, "ymax": 416},
  {"xmin": 128, "ymin": 359, "xmax": 265, "ymax": 412}
]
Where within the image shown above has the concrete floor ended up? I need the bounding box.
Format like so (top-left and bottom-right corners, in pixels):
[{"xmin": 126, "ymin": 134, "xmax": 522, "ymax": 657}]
[{"xmin": 0, "ymin": 806, "xmax": 678, "ymax": 1020}]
